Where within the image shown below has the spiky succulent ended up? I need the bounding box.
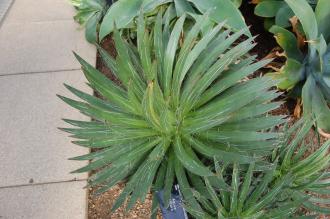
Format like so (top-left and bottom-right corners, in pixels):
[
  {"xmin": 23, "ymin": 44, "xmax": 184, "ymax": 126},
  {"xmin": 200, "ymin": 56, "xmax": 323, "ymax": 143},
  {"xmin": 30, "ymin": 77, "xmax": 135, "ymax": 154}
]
[
  {"xmin": 59, "ymin": 12, "xmax": 285, "ymax": 214},
  {"xmin": 187, "ymin": 120, "xmax": 330, "ymax": 219},
  {"xmin": 70, "ymin": 0, "xmax": 109, "ymax": 43},
  {"xmin": 269, "ymin": 0, "xmax": 330, "ymax": 133},
  {"xmin": 99, "ymin": 0, "xmax": 247, "ymax": 40}
]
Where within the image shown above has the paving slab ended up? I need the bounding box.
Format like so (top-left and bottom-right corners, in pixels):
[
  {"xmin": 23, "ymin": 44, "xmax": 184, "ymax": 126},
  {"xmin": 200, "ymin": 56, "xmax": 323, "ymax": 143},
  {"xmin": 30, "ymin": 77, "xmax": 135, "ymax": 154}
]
[
  {"xmin": 0, "ymin": 181, "xmax": 87, "ymax": 219},
  {"xmin": 0, "ymin": 70, "xmax": 90, "ymax": 187},
  {"xmin": 4, "ymin": 0, "xmax": 75, "ymax": 24},
  {"xmin": 0, "ymin": 20, "xmax": 95, "ymax": 75},
  {"xmin": 0, "ymin": 0, "xmax": 14, "ymax": 25}
]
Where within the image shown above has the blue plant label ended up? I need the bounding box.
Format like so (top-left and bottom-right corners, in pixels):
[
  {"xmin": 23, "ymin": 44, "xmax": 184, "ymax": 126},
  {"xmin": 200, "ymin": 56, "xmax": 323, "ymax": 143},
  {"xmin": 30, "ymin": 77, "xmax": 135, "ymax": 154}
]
[{"xmin": 156, "ymin": 185, "xmax": 189, "ymax": 219}]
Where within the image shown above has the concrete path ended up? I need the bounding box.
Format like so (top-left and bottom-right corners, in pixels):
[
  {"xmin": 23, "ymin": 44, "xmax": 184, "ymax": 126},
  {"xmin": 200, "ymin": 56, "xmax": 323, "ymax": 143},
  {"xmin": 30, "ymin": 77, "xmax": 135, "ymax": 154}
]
[{"xmin": 0, "ymin": 0, "xmax": 95, "ymax": 218}]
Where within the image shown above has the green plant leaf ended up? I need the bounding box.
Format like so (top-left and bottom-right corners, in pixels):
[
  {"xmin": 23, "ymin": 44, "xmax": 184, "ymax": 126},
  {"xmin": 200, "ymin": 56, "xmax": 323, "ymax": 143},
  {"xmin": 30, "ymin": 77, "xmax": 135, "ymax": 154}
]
[
  {"xmin": 220, "ymin": 116, "xmax": 286, "ymax": 132},
  {"xmin": 188, "ymin": 0, "xmax": 249, "ymax": 35},
  {"xmin": 74, "ymin": 53, "xmax": 136, "ymax": 113},
  {"xmin": 255, "ymin": 1, "xmax": 286, "ymax": 18},
  {"xmin": 182, "ymin": 28, "xmax": 247, "ymax": 102},
  {"xmin": 85, "ymin": 13, "xmax": 99, "ymax": 43},
  {"xmin": 142, "ymin": 0, "xmax": 173, "ymax": 12},
  {"xmin": 99, "ymin": 0, "xmax": 144, "ymax": 40},
  {"xmin": 231, "ymin": 0, "xmax": 242, "ymax": 8},
  {"xmin": 237, "ymin": 163, "xmax": 255, "ymax": 213},
  {"xmin": 172, "ymin": 20, "xmax": 225, "ymax": 106},
  {"xmin": 163, "ymin": 150, "xmax": 175, "ymax": 207},
  {"xmin": 174, "ymin": 158, "xmax": 202, "ymax": 211},
  {"xmin": 197, "ymin": 58, "xmax": 273, "ymax": 107},
  {"xmin": 303, "ymin": 201, "xmax": 330, "ymax": 214},
  {"xmin": 71, "ymin": 0, "xmax": 107, "ymax": 43},
  {"xmin": 174, "ymin": 137, "xmax": 213, "ymax": 176},
  {"xmin": 174, "ymin": 0, "xmax": 194, "ymax": 15},
  {"xmin": 311, "ymin": 83, "xmax": 330, "ymax": 132},
  {"xmin": 137, "ymin": 13, "xmax": 154, "ymax": 81},
  {"xmin": 163, "ymin": 15, "xmax": 186, "ymax": 98},
  {"xmin": 284, "ymin": 0, "xmax": 318, "ymax": 40},
  {"xmin": 315, "ymin": 0, "xmax": 330, "ymax": 42},
  {"xmin": 230, "ymin": 163, "xmax": 239, "ymax": 214},
  {"xmin": 275, "ymin": 4, "xmax": 294, "ymax": 28},
  {"xmin": 269, "ymin": 25, "xmax": 303, "ymax": 61},
  {"xmin": 270, "ymin": 58, "xmax": 303, "ymax": 90},
  {"xmin": 96, "ymin": 44, "xmax": 118, "ymax": 74},
  {"xmin": 113, "ymin": 27, "xmax": 146, "ymax": 96},
  {"xmin": 245, "ymin": 163, "xmax": 277, "ymax": 209},
  {"xmin": 204, "ymin": 177, "xmax": 224, "ymax": 212},
  {"xmin": 186, "ymin": 136, "xmax": 257, "ymax": 164},
  {"xmin": 183, "ymin": 36, "xmax": 257, "ymax": 113},
  {"xmin": 245, "ymin": 174, "xmax": 292, "ymax": 215},
  {"xmin": 153, "ymin": 10, "xmax": 165, "ymax": 87}
]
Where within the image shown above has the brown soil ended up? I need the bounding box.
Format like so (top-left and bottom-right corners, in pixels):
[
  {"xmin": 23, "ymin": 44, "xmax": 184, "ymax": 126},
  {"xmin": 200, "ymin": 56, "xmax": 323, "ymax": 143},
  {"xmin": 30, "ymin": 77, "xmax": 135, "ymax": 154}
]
[
  {"xmin": 88, "ymin": 184, "xmax": 155, "ymax": 219},
  {"xmin": 95, "ymin": 37, "xmax": 118, "ymax": 83},
  {"xmin": 240, "ymin": 1, "xmax": 277, "ymax": 59}
]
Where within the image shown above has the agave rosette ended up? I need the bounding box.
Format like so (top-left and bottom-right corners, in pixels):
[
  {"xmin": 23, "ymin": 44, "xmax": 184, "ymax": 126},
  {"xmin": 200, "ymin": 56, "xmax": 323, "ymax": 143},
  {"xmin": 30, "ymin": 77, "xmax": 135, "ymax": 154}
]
[
  {"xmin": 269, "ymin": 0, "xmax": 330, "ymax": 133},
  {"xmin": 59, "ymin": 12, "xmax": 285, "ymax": 213},
  {"xmin": 188, "ymin": 120, "xmax": 330, "ymax": 218}
]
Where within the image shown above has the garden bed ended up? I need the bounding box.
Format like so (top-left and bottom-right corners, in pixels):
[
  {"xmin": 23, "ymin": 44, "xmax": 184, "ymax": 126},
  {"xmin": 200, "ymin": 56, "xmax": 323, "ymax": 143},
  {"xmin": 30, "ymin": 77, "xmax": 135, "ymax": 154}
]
[
  {"xmin": 88, "ymin": 184, "xmax": 154, "ymax": 219},
  {"xmin": 87, "ymin": 2, "xmax": 328, "ymax": 218}
]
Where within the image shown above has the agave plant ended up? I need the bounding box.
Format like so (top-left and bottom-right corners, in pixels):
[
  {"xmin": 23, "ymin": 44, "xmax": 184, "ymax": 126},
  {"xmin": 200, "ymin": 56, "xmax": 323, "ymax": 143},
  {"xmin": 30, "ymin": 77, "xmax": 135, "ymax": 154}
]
[
  {"xmin": 254, "ymin": 0, "xmax": 318, "ymax": 30},
  {"xmin": 268, "ymin": 0, "xmax": 330, "ymax": 134},
  {"xmin": 70, "ymin": 0, "xmax": 109, "ymax": 43},
  {"xmin": 99, "ymin": 0, "xmax": 247, "ymax": 40},
  {"xmin": 59, "ymin": 11, "xmax": 285, "ymax": 215},
  {"xmin": 187, "ymin": 120, "xmax": 330, "ymax": 219}
]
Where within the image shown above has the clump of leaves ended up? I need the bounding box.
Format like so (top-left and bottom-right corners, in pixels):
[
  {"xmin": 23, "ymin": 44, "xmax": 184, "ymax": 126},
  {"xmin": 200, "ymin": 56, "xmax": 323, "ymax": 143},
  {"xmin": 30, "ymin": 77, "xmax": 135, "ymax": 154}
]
[
  {"xmin": 188, "ymin": 120, "xmax": 330, "ymax": 219},
  {"xmin": 253, "ymin": 0, "xmax": 318, "ymax": 30},
  {"xmin": 70, "ymin": 0, "xmax": 109, "ymax": 43},
  {"xmin": 59, "ymin": 11, "xmax": 285, "ymax": 215},
  {"xmin": 99, "ymin": 0, "xmax": 248, "ymax": 40},
  {"xmin": 268, "ymin": 0, "xmax": 330, "ymax": 134}
]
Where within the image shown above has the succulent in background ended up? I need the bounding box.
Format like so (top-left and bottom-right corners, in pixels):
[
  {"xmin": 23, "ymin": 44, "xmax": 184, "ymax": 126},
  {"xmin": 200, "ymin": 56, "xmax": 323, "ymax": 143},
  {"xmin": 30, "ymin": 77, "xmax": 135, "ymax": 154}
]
[
  {"xmin": 59, "ymin": 11, "xmax": 284, "ymax": 215},
  {"xmin": 99, "ymin": 0, "xmax": 248, "ymax": 40},
  {"xmin": 71, "ymin": 0, "xmax": 109, "ymax": 43},
  {"xmin": 188, "ymin": 120, "xmax": 330, "ymax": 218},
  {"xmin": 268, "ymin": 0, "xmax": 330, "ymax": 134},
  {"xmin": 253, "ymin": 0, "xmax": 318, "ymax": 30}
]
